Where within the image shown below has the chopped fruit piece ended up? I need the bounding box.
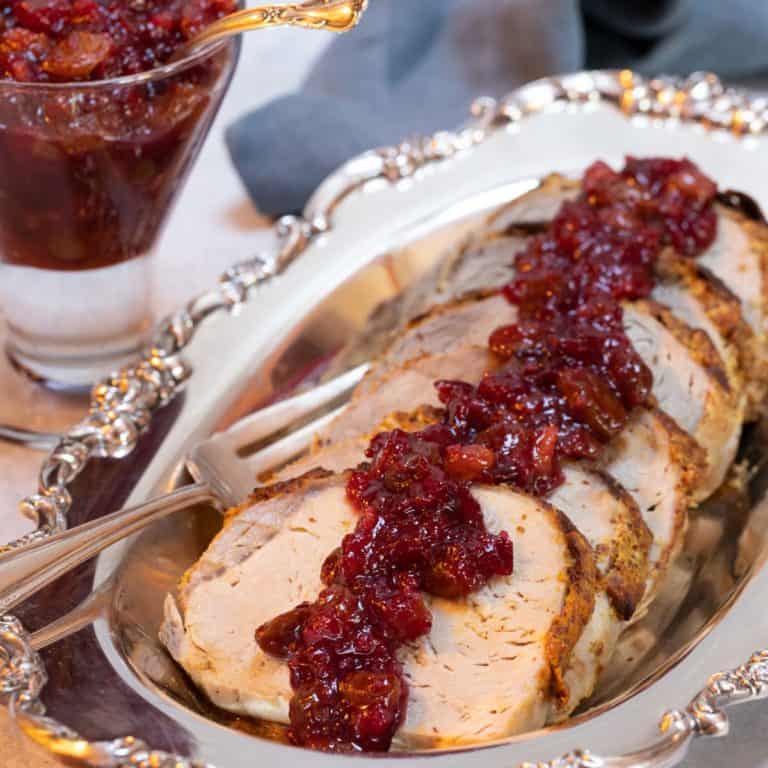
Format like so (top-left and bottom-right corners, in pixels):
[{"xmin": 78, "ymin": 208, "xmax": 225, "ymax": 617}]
[
  {"xmin": 444, "ymin": 444, "xmax": 496, "ymax": 480},
  {"xmin": 43, "ymin": 31, "xmax": 112, "ymax": 79}
]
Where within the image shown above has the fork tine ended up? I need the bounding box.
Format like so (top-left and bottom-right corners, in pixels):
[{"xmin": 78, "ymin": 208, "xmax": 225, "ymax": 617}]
[
  {"xmin": 205, "ymin": 363, "xmax": 368, "ymax": 452},
  {"xmin": 187, "ymin": 365, "xmax": 368, "ymax": 502},
  {"xmin": 189, "ymin": 405, "xmax": 347, "ymax": 503},
  {"xmin": 243, "ymin": 405, "xmax": 347, "ymax": 480}
]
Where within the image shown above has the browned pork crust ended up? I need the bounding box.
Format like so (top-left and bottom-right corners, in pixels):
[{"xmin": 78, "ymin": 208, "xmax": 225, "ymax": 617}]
[{"xmin": 545, "ymin": 507, "xmax": 598, "ymax": 708}]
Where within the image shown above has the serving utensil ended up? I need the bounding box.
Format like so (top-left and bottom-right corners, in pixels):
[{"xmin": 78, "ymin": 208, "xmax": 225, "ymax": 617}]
[
  {"xmin": 172, "ymin": 0, "xmax": 369, "ymax": 62},
  {"xmin": 0, "ymin": 363, "xmax": 368, "ymax": 613}
]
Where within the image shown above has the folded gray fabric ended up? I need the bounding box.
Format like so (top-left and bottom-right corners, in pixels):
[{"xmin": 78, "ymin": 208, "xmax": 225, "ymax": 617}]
[{"xmin": 226, "ymin": 0, "xmax": 768, "ymax": 216}]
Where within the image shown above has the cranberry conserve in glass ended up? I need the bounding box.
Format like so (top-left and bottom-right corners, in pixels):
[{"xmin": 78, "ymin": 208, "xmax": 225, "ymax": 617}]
[
  {"xmin": 255, "ymin": 156, "xmax": 720, "ymax": 753},
  {"xmin": 0, "ymin": 0, "xmax": 238, "ymax": 387}
]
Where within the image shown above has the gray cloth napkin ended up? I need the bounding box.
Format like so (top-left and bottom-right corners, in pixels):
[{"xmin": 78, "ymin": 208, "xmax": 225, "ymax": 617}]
[{"xmin": 227, "ymin": 0, "xmax": 768, "ymax": 217}]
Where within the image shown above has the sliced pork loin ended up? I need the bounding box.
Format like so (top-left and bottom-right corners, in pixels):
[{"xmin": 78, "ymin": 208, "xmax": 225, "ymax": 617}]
[
  {"xmin": 314, "ymin": 303, "xmax": 705, "ymax": 609},
  {"xmin": 488, "ymin": 173, "xmax": 768, "ymax": 410},
  {"xmin": 653, "ymin": 251, "xmax": 756, "ymax": 410},
  {"xmin": 445, "ymin": 234, "xmax": 754, "ymax": 404},
  {"xmin": 160, "ymin": 471, "xmax": 598, "ymax": 749},
  {"xmin": 326, "ymin": 289, "xmax": 739, "ymax": 500},
  {"xmin": 698, "ymin": 203, "xmax": 768, "ymax": 339},
  {"xmin": 599, "ymin": 407, "xmax": 704, "ymax": 614},
  {"xmin": 697, "ymin": 205, "xmax": 768, "ymax": 413},
  {"xmin": 327, "ymin": 174, "xmax": 767, "ymax": 417},
  {"xmin": 319, "ymin": 346, "xmax": 494, "ymax": 446},
  {"xmin": 162, "ymin": 170, "xmax": 761, "ymax": 750},
  {"xmin": 354, "ymin": 292, "xmax": 507, "ymax": 398},
  {"xmin": 274, "ymin": 406, "xmax": 444, "ymax": 483},
  {"xmin": 485, "ymin": 174, "xmax": 579, "ymax": 235},
  {"xmin": 323, "ymin": 234, "xmax": 531, "ymax": 377},
  {"xmin": 351, "ymin": 228, "xmax": 754, "ymax": 421},
  {"xmin": 277, "ymin": 430, "xmax": 650, "ymax": 713},
  {"xmin": 622, "ymin": 299, "xmax": 742, "ymax": 499},
  {"xmin": 284, "ymin": 413, "xmax": 651, "ymax": 623}
]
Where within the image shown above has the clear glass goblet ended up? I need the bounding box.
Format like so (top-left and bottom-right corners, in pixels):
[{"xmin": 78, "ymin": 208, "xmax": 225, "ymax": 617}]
[{"xmin": 0, "ymin": 37, "xmax": 239, "ymax": 389}]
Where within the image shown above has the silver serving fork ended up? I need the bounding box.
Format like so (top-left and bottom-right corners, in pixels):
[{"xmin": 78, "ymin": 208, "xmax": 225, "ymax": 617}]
[{"xmin": 0, "ymin": 363, "xmax": 368, "ymax": 613}]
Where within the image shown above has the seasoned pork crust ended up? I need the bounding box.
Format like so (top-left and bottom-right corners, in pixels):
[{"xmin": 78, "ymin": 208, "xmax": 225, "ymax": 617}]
[{"xmin": 161, "ymin": 472, "xmax": 598, "ymax": 748}]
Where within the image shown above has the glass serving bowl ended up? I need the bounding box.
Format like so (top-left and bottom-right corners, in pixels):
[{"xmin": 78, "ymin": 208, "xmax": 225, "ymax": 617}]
[{"xmin": 0, "ymin": 34, "xmax": 240, "ymax": 389}]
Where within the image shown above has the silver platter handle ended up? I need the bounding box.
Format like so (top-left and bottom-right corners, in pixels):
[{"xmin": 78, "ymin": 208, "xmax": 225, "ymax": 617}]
[{"xmin": 0, "ymin": 69, "xmax": 767, "ymax": 767}]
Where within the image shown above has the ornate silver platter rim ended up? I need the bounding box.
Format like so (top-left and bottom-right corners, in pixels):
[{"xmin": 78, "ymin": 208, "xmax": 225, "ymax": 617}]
[{"xmin": 2, "ymin": 69, "xmax": 768, "ymax": 768}]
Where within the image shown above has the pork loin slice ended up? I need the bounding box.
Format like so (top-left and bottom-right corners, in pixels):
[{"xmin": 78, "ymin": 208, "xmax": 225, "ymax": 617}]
[
  {"xmin": 485, "ymin": 174, "xmax": 579, "ymax": 235},
  {"xmin": 160, "ymin": 472, "xmax": 597, "ymax": 749},
  {"xmin": 344, "ymin": 290, "xmax": 737, "ymax": 500},
  {"xmin": 698, "ymin": 205, "xmax": 768, "ymax": 338},
  {"xmin": 548, "ymin": 464, "xmax": 650, "ymax": 622},
  {"xmin": 274, "ymin": 407, "xmax": 443, "ymax": 483},
  {"xmin": 356, "ymin": 292, "xmax": 512, "ymax": 397},
  {"xmin": 653, "ymin": 252, "xmax": 754, "ymax": 406},
  {"xmin": 546, "ymin": 463, "xmax": 650, "ymax": 715},
  {"xmin": 436, "ymin": 233, "xmax": 528, "ymax": 301},
  {"xmin": 323, "ymin": 234, "xmax": 530, "ymax": 378},
  {"xmin": 623, "ymin": 300, "xmax": 742, "ymax": 499},
  {"xmin": 697, "ymin": 205, "xmax": 768, "ymax": 411},
  {"xmin": 600, "ymin": 408, "xmax": 704, "ymax": 613},
  {"xmin": 317, "ymin": 345, "xmax": 494, "ymax": 447}
]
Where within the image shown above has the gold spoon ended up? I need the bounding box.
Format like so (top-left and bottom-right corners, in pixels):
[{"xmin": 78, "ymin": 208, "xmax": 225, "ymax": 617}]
[{"xmin": 172, "ymin": 0, "xmax": 369, "ymax": 62}]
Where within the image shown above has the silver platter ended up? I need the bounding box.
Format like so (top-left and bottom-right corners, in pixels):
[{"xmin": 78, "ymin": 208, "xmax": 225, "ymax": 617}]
[{"xmin": 3, "ymin": 70, "xmax": 768, "ymax": 768}]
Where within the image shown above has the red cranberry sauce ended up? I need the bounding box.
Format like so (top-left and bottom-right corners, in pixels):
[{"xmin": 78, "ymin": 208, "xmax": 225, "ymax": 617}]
[
  {"xmin": 255, "ymin": 157, "xmax": 719, "ymax": 752},
  {"xmin": 0, "ymin": 0, "xmax": 237, "ymax": 82},
  {"xmin": 584, "ymin": 156, "xmax": 718, "ymax": 257},
  {"xmin": 436, "ymin": 156, "xmax": 719, "ymax": 494},
  {"xmin": 256, "ymin": 424, "xmax": 514, "ymax": 752}
]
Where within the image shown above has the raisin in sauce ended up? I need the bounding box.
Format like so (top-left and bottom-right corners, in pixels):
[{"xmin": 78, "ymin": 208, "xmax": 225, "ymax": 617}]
[{"xmin": 255, "ymin": 157, "xmax": 719, "ymax": 752}]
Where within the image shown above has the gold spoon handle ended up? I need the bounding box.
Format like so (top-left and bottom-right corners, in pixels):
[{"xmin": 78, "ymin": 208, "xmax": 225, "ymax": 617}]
[{"xmin": 174, "ymin": 0, "xmax": 368, "ymax": 61}]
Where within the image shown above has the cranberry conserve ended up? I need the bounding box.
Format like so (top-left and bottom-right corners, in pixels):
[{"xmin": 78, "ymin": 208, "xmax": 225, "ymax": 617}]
[
  {"xmin": 255, "ymin": 157, "xmax": 720, "ymax": 752},
  {"xmin": 0, "ymin": 0, "xmax": 237, "ymax": 82},
  {"xmin": 0, "ymin": 1, "xmax": 238, "ymax": 273}
]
